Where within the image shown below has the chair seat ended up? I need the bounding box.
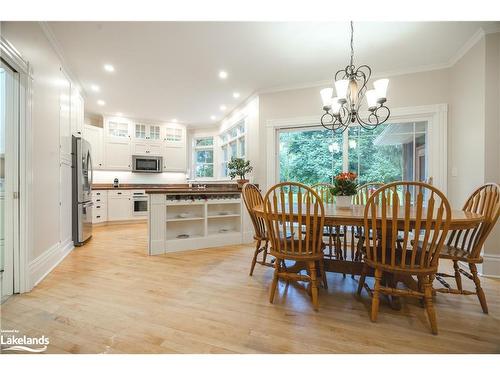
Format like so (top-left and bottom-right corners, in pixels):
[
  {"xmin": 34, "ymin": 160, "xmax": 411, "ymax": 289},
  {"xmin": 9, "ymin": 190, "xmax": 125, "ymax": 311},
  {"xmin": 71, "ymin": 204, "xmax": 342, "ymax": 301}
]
[
  {"xmin": 270, "ymin": 240, "xmax": 326, "ymax": 260},
  {"xmin": 415, "ymin": 241, "xmax": 483, "ymax": 263}
]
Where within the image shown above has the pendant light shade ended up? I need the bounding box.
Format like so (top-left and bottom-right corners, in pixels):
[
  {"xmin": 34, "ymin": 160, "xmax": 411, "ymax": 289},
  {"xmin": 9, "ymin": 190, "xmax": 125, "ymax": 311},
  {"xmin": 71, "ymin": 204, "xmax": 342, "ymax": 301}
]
[
  {"xmin": 373, "ymin": 79, "xmax": 389, "ymax": 101},
  {"xmin": 334, "ymin": 79, "xmax": 349, "ymax": 102},
  {"xmin": 320, "ymin": 88, "xmax": 334, "ymax": 109}
]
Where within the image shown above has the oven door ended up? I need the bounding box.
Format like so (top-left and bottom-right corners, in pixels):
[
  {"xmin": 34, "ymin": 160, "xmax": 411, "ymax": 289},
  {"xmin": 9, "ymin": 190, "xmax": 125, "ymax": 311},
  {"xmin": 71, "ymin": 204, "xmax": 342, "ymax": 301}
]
[
  {"xmin": 132, "ymin": 156, "xmax": 162, "ymax": 173},
  {"xmin": 133, "ymin": 196, "xmax": 148, "ymax": 216}
]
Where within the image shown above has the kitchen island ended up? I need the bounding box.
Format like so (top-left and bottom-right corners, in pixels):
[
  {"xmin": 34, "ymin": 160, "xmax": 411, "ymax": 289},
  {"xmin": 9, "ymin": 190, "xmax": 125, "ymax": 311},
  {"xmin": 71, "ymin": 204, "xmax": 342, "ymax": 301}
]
[{"xmin": 147, "ymin": 188, "xmax": 248, "ymax": 255}]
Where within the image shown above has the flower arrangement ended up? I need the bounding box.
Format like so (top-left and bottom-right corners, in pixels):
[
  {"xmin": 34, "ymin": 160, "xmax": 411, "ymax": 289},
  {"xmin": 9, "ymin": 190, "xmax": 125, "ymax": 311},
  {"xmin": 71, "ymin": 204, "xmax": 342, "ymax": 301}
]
[{"xmin": 330, "ymin": 172, "xmax": 358, "ymax": 196}]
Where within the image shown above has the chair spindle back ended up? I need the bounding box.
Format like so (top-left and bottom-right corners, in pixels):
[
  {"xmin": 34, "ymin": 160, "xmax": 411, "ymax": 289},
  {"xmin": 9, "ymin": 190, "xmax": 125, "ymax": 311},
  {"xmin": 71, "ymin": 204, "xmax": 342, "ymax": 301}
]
[{"xmin": 242, "ymin": 183, "xmax": 267, "ymax": 240}]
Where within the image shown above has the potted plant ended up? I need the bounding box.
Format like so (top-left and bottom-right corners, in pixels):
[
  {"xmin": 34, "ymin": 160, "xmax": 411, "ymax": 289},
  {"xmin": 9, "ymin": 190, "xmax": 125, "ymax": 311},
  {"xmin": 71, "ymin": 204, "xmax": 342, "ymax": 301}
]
[
  {"xmin": 330, "ymin": 172, "xmax": 358, "ymax": 208},
  {"xmin": 228, "ymin": 157, "xmax": 253, "ymax": 188}
]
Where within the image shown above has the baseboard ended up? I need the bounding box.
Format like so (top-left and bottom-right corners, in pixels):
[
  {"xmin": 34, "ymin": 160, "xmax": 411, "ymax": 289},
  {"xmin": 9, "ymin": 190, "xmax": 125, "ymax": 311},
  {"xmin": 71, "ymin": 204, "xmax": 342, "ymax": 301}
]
[
  {"xmin": 479, "ymin": 253, "xmax": 500, "ymax": 278},
  {"xmin": 28, "ymin": 239, "xmax": 74, "ymax": 289}
]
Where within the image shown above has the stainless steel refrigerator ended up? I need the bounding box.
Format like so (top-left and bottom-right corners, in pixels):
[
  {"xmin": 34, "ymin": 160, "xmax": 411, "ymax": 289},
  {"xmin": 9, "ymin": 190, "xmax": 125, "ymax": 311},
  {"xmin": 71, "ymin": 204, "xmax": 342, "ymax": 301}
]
[{"xmin": 72, "ymin": 135, "xmax": 93, "ymax": 246}]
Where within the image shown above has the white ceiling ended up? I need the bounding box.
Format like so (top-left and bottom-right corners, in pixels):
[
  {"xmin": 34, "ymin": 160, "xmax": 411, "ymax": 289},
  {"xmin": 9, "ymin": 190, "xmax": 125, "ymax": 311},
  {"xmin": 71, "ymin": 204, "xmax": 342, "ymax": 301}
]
[{"xmin": 48, "ymin": 21, "xmax": 498, "ymax": 127}]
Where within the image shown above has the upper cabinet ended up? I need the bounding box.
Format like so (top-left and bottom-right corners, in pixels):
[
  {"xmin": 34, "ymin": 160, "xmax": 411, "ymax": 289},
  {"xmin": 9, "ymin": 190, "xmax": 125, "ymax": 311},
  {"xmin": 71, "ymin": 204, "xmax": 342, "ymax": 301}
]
[
  {"xmin": 96, "ymin": 116, "xmax": 187, "ymax": 172},
  {"xmin": 83, "ymin": 125, "xmax": 104, "ymax": 169},
  {"xmin": 134, "ymin": 123, "xmax": 161, "ymax": 141},
  {"xmin": 164, "ymin": 126, "xmax": 185, "ymax": 146},
  {"xmin": 105, "ymin": 117, "xmax": 132, "ymax": 139}
]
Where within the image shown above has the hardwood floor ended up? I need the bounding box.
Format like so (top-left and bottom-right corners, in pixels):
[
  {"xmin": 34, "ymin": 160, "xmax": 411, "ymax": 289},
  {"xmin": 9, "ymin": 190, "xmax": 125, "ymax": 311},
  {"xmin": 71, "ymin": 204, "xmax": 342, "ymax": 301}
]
[{"xmin": 1, "ymin": 223, "xmax": 499, "ymax": 354}]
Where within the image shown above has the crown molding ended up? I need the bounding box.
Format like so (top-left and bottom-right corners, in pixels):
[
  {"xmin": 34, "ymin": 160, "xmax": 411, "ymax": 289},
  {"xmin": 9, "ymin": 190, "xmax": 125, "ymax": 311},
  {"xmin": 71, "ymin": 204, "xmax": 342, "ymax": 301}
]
[{"xmin": 448, "ymin": 27, "xmax": 485, "ymax": 66}]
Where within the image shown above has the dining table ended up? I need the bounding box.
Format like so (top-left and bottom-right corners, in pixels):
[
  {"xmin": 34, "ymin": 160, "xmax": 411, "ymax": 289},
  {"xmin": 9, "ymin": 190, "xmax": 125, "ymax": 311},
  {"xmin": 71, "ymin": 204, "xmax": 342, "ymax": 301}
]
[{"xmin": 252, "ymin": 202, "xmax": 484, "ymax": 309}]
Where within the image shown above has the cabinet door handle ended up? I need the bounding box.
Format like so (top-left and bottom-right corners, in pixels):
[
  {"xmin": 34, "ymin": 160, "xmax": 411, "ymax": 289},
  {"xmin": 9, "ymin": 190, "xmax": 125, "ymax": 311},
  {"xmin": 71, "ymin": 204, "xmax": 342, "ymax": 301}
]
[
  {"xmin": 97, "ymin": 206, "xmax": 101, "ymax": 209},
  {"xmin": 117, "ymin": 192, "xmax": 122, "ymax": 195}
]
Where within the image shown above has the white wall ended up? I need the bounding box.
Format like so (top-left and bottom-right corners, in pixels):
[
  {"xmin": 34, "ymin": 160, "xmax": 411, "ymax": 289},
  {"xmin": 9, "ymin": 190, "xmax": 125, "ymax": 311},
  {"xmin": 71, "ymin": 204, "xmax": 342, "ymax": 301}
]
[
  {"xmin": 448, "ymin": 39, "xmax": 486, "ymax": 207},
  {"xmin": 483, "ymin": 32, "xmax": 500, "ymax": 276},
  {"xmin": 2, "ymin": 22, "xmax": 67, "ymax": 262},
  {"xmin": 1, "ymin": 21, "xmax": 83, "ymax": 288}
]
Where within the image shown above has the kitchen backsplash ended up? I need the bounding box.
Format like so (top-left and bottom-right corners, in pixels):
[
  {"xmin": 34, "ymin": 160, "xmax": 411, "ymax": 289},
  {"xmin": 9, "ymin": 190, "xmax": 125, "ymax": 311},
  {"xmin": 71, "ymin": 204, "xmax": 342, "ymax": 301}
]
[{"xmin": 92, "ymin": 170, "xmax": 187, "ymax": 184}]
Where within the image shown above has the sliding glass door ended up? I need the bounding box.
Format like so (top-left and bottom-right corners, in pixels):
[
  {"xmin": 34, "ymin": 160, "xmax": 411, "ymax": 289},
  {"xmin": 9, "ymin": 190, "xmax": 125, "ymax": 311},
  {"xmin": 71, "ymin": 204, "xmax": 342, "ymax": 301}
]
[
  {"xmin": 277, "ymin": 121, "xmax": 428, "ymax": 186},
  {"xmin": 0, "ymin": 60, "xmax": 19, "ymax": 302}
]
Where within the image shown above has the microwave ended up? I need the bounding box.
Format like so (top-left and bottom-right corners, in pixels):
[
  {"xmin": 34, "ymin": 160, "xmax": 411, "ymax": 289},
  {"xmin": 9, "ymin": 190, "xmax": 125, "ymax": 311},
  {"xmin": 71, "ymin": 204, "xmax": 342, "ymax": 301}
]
[{"xmin": 132, "ymin": 155, "xmax": 163, "ymax": 173}]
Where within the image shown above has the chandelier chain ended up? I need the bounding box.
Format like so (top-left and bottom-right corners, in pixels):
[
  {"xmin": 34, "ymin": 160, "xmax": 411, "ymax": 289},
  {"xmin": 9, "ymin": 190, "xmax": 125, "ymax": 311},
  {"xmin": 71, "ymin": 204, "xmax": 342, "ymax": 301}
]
[{"xmin": 350, "ymin": 21, "xmax": 354, "ymax": 67}]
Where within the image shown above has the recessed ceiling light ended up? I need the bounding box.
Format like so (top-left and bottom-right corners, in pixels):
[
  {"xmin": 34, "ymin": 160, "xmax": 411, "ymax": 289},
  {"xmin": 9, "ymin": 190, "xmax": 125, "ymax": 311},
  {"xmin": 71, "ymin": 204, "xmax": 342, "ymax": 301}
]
[
  {"xmin": 171, "ymin": 119, "xmax": 178, "ymax": 123},
  {"xmin": 103, "ymin": 64, "xmax": 115, "ymax": 72},
  {"xmin": 219, "ymin": 105, "xmax": 227, "ymax": 111},
  {"xmin": 218, "ymin": 70, "xmax": 228, "ymax": 79},
  {"xmin": 233, "ymin": 92, "xmax": 240, "ymax": 99},
  {"xmin": 97, "ymin": 100, "xmax": 106, "ymax": 106},
  {"xmin": 90, "ymin": 84, "xmax": 100, "ymax": 92},
  {"xmin": 116, "ymin": 112, "xmax": 123, "ymax": 116},
  {"xmin": 210, "ymin": 115, "xmax": 216, "ymax": 121}
]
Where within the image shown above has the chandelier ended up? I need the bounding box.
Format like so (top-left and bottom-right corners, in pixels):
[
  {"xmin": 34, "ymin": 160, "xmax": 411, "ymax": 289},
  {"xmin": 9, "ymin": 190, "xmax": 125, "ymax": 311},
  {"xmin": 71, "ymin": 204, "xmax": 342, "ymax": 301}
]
[{"xmin": 320, "ymin": 21, "xmax": 390, "ymax": 133}]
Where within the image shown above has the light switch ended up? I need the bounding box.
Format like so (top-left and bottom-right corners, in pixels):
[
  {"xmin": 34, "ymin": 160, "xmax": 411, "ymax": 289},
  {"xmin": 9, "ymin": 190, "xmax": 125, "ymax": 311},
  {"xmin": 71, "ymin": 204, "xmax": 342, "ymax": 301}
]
[{"xmin": 451, "ymin": 167, "xmax": 458, "ymax": 177}]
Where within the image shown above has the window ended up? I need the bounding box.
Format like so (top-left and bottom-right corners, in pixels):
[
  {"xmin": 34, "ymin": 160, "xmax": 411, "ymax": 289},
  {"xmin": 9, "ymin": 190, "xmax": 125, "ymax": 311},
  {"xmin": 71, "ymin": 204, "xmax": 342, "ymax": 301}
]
[
  {"xmin": 193, "ymin": 136, "xmax": 214, "ymax": 178},
  {"xmin": 277, "ymin": 121, "xmax": 428, "ymax": 186},
  {"xmin": 219, "ymin": 120, "xmax": 246, "ymax": 177},
  {"xmin": 279, "ymin": 128, "xmax": 343, "ymax": 185}
]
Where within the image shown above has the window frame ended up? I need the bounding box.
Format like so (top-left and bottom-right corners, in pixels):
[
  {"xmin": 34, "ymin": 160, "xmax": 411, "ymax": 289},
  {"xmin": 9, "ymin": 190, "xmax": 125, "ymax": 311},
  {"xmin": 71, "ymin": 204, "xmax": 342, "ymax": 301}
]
[
  {"xmin": 192, "ymin": 136, "xmax": 215, "ymax": 179},
  {"xmin": 219, "ymin": 119, "xmax": 247, "ymax": 178}
]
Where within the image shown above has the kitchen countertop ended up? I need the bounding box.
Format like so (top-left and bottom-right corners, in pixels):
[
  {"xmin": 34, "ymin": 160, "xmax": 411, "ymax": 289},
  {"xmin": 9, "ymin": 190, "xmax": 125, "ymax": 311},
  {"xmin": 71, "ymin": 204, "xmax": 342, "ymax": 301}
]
[{"xmin": 92, "ymin": 183, "xmax": 242, "ymax": 194}]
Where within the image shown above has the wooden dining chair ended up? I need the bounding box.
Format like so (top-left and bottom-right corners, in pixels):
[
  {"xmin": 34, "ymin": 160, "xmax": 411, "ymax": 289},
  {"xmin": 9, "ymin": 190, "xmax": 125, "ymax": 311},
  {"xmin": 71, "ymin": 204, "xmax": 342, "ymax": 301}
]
[
  {"xmin": 433, "ymin": 183, "xmax": 500, "ymax": 313},
  {"xmin": 310, "ymin": 183, "xmax": 340, "ymax": 260},
  {"xmin": 264, "ymin": 182, "xmax": 327, "ymax": 310},
  {"xmin": 242, "ymin": 183, "xmax": 274, "ymax": 276},
  {"xmin": 357, "ymin": 181, "xmax": 452, "ymax": 334},
  {"xmin": 351, "ymin": 182, "xmax": 385, "ymax": 262}
]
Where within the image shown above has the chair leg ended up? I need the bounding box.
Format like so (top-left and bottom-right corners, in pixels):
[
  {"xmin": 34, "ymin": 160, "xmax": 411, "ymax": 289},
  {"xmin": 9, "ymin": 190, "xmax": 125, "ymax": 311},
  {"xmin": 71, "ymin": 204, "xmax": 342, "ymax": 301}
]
[
  {"xmin": 357, "ymin": 263, "xmax": 368, "ymax": 295},
  {"xmin": 328, "ymin": 227, "xmax": 333, "ymax": 258},
  {"xmin": 318, "ymin": 260, "xmax": 328, "ymax": 290},
  {"xmin": 453, "ymin": 260, "xmax": 463, "ymax": 292},
  {"xmin": 308, "ymin": 261, "xmax": 319, "ymax": 311},
  {"xmin": 423, "ymin": 276, "xmax": 438, "ymax": 335},
  {"xmin": 262, "ymin": 240, "xmax": 269, "ymax": 264},
  {"xmin": 371, "ymin": 269, "xmax": 382, "ymax": 322},
  {"xmin": 470, "ymin": 263, "xmax": 488, "ymax": 314},
  {"xmin": 269, "ymin": 258, "xmax": 279, "ymax": 304},
  {"xmin": 249, "ymin": 240, "xmax": 262, "ymax": 276}
]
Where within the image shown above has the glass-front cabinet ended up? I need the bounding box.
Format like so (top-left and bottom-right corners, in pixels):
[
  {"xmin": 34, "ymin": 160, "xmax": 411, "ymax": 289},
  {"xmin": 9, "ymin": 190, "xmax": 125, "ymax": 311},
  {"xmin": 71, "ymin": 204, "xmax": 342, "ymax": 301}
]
[
  {"xmin": 107, "ymin": 120, "xmax": 131, "ymax": 139},
  {"xmin": 135, "ymin": 123, "xmax": 161, "ymax": 141}
]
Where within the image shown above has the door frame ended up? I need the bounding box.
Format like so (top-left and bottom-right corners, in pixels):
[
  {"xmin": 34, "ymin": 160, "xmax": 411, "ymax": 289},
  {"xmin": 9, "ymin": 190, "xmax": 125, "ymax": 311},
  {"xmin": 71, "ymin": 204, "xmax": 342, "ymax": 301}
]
[
  {"xmin": 266, "ymin": 104, "xmax": 448, "ymax": 194},
  {"xmin": 1, "ymin": 36, "xmax": 33, "ymax": 294}
]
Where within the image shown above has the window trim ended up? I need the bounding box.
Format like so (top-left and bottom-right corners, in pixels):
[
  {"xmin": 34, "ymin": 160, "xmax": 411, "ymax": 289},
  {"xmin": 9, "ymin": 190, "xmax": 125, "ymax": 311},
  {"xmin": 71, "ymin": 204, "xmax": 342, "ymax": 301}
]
[
  {"xmin": 219, "ymin": 119, "xmax": 247, "ymax": 178},
  {"xmin": 192, "ymin": 136, "xmax": 215, "ymax": 179},
  {"xmin": 266, "ymin": 104, "xmax": 448, "ymax": 193}
]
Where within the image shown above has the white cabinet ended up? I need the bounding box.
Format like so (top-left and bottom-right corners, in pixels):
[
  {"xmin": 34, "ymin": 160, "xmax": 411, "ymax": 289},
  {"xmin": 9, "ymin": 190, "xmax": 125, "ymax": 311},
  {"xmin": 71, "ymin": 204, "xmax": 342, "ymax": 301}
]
[
  {"xmin": 92, "ymin": 190, "xmax": 108, "ymax": 223},
  {"xmin": 105, "ymin": 139, "xmax": 131, "ymax": 170},
  {"xmin": 107, "ymin": 191, "xmax": 132, "ymax": 221},
  {"xmin": 162, "ymin": 125, "xmax": 186, "ymax": 171},
  {"xmin": 104, "ymin": 117, "xmax": 132, "ymax": 139},
  {"xmin": 71, "ymin": 88, "xmax": 84, "ymax": 137},
  {"xmin": 134, "ymin": 123, "xmax": 161, "ymax": 141},
  {"xmin": 133, "ymin": 141, "xmax": 163, "ymax": 156},
  {"xmin": 83, "ymin": 125, "xmax": 104, "ymax": 169},
  {"xmin": 164, "ymin": 146, "xmax": 187, "ymax": 172}
]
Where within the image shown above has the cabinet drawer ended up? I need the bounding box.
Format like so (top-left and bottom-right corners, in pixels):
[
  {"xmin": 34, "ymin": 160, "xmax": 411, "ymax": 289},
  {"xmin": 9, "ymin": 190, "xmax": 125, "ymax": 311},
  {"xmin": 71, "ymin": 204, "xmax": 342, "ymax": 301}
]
[
  {"xmin": 92, "ymin": 190, "xmax": 107, "ymax": 197},
  {"xmin": 93, "ymin": 212, "xmax": 107, "ymax": 223},
  {"xmin": 108, "ymin": 190, "xmax": 132, "ymax": 198},
  {"xmin": 92, "ymin": 197, "xmax": 107, "ymax": 205},
  {"xmin": 93, "ymin": 202, "xmax": 107, "ymax": 211}
]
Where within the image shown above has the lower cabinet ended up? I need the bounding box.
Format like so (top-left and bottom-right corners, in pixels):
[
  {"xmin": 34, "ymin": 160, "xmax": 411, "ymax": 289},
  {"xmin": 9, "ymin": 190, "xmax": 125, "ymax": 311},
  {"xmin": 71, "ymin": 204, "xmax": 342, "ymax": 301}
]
[{"xmin": 107, "ymin": 191, "xmax": 132, "ymax": 221}]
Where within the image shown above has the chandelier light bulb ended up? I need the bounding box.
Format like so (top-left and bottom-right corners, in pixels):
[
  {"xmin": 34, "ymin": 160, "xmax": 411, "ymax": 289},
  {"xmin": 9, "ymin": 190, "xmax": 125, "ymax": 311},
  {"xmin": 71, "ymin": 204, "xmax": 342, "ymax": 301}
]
[
  {"xmin": 330, "ymin": 97, "xmax": 341, "ymax": 115},
  {"xmin": 334, "ymin": 80, "xmax": 349, "ymax": 102},
  {"xmin": 373, "ymin": 79, "xmax": 389, "ymax": 101},
  {"xmin": 366, "ymin": 89, "xmax": 378, "ymax": 110},
  {"xmin": 320, "ymin": 88, "xmax": 334, "ymax": 109}
]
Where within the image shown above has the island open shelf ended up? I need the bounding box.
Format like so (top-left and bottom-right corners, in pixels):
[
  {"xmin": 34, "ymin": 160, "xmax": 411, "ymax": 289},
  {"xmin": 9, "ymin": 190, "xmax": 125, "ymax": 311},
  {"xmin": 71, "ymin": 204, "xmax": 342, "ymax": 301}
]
[{"xmin": 148, "ymin": 192, "xmax": 244, "ymax": 255}]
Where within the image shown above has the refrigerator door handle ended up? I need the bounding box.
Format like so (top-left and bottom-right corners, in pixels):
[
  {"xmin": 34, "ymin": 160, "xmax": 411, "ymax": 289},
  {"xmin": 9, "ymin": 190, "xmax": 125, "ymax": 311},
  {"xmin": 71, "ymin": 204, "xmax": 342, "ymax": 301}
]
[{"xmin": 87, "ymin": 150, "xmax": 94, "ymax": 188}]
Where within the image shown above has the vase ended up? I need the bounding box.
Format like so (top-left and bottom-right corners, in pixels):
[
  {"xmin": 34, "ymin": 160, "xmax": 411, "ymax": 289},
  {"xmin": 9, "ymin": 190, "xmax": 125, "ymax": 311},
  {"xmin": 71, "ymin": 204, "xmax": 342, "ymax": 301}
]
[{"xmin": 336, "ymin": 195, "xmax": 354, "ymax": 209}]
